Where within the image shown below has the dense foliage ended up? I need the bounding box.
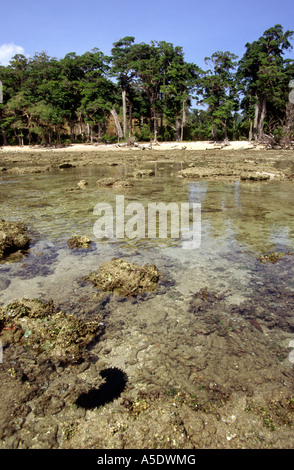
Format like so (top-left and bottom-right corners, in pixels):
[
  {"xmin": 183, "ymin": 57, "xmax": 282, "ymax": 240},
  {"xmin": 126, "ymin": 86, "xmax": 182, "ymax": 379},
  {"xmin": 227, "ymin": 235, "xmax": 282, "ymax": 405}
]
[{"xmin": 0, "ymin": 24, "xmax": 293, "ymax": 146}]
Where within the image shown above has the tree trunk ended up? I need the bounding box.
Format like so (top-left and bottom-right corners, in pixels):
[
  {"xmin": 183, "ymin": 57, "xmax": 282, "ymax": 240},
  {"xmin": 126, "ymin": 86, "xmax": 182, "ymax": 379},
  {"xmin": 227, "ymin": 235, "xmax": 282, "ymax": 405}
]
[
  {"xmin": 128, "ymin": 101, "xmax": 133, "ymax": 136},
  {"xmin": 1, "ymin": 129, "xmax": 8, "ymax": 146},
  {"xmin": 111, "ymin": 109, "xmax": 123, "ymax": 140},
  {"xmin": 122, "ymin": 88, "xmax": 127, "ymax": 138},
  {"xmin": 212, "ymin": 124, "xmax": 217, "ymax": 141},
  {"xmin": 86, "ymin": 123, "xmax": 90, "ymax": 143},
  {"xmin": 175, "ymin": 117, "xmax": 181, "ymax": 141},
  {"xmin": 97, "ymin": 123, "xmax": 101, "ymax": 143},
  {"xmin": 249, "ymin": 119, "xmax": 253, "ymax": 141},
  {"xmin": 27, "ymin": 131, "xmax": 32, "ymax": 145},
  {"xmin": 78, "ymin": 114, "xmax": 85, "ymax": 142},
  {"xmin": 56, "ymin": 127, "xmax": 60, "ymax": 144},
  {"xmin": 222, "ymin": 121, "xmax": 228, "ymax": 140},
  {"xmin": 90, "ymin": 124, "xmax": 93, "ymax": 144},
  {"xmin": 258, "ymin": 96, "xmax": 267, "ymax": 140},
  {"xmin": 70, "ymin": 123, "xmax": 75, "ymax": 142},
  {"xmin": 253, "ymin": 95, "xmax": 260, "ymax": 140},
  {"xmin": 180, "ymin": 100, "xmax": 186, "ymax": 142},
  {"xmin": 14, "ymin": 130, "xmax": 22, "ymax": 146},
  {"xmin": 151, "ymin": 106, "xmax": 158, "ymax": 142}
]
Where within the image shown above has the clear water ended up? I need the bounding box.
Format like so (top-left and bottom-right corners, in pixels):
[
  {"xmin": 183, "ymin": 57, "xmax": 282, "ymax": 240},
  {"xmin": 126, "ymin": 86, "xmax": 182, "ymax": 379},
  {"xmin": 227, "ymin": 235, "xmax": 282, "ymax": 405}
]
[{"xmin": 1, "ymin": 162, "xmax": 294, "ymax": 392}]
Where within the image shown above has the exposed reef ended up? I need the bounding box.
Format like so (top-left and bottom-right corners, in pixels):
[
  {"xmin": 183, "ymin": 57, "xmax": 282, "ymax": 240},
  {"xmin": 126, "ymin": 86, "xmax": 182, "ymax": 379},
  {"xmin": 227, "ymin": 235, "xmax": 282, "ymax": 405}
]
[
  {"xmin": 0, "ymin": 298, "xmax": 102, "ymax": 361},
  {"xmin": 96, "ymin": 177, "xmax": 134, "ymax": 189},
  {"xmin": 257, "ymin": 251, "xmax": 294, "ymax": 264},
  {"xmin": 0, "ymin": 219, "xmax": 31, "ymax": 261},
  {"xmin": 67, "ymin": 235, "xmax": 91, "ymax": 249},
  {"xmin": 176, "ymin": 159, "xmax": 286, "ymax": 181},
  {"xmin": 84, "ymin": 258, "xmax": 160, "ymax": 297}
]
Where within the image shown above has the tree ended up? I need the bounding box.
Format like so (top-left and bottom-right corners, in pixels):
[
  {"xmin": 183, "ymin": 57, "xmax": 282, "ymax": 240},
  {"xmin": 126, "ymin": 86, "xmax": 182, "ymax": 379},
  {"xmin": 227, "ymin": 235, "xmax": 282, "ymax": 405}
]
[
  {"xmin": 78, "ymin": 49, "xmax": 117, "ymax": 143},
  {"xmin": 199, "ymin": 51, "xmax": 238, "ymax": 140},
  {"xmin": 126, "ymin": 40, "xmax": 200, "ymax": 142},
  {"xmin": 127, "ymin": 41, "xmax": 162, "ymax": 141},
  {"xmin": 111, "ymin": 37, "xmax": 135, "ymax": 138},
  {"xmin": 159, "ymin": 41, "xmax": 200, "ymax": 140},
  {"xmin": 237, "ymin": 24, "xmax": 294, "ymax": 140}
]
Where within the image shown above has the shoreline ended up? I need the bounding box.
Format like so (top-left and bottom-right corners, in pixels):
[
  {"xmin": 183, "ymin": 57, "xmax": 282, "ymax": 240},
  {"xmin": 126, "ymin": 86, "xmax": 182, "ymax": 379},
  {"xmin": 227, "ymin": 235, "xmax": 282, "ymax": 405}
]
[
  {"xmin": 0, "ymin": 140, "xmax": 265, "ymax": 152},
  {"xmin": 0, "ymin": 141, "xmax": 293, "ymax": 182}
]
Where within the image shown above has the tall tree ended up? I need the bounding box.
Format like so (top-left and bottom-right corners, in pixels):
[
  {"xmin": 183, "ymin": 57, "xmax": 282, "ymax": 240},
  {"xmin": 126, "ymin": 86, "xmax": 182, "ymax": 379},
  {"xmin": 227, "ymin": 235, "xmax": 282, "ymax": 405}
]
[
  {"xmin": 78, "ymin": 49, "xmax": 116, "ymax": 143},
  {"xmin": 237, "ymin": 24, "xmax": 294, "ymax": 140},
  {"xmin": 199, "ymin": 51, "xmax": 238, "ymax": 140},
  {"xmin": 128, "ymin": 41, "xmax": 162, "ymax": 141},
  {"xmin": 111, "ymin": 37, "xmax": 135, "ymax": 138},
  {"xmin": 159, "ymin": 41, "xmax": 200, "ymax": 140}
]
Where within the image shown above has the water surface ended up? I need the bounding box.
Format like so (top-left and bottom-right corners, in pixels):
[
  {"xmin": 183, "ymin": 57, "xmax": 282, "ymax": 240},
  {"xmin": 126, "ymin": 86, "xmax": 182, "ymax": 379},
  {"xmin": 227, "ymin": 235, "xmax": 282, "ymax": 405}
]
[{"xmin": 1, "ymin": 162, "xmax": 294, "ymax": 392}]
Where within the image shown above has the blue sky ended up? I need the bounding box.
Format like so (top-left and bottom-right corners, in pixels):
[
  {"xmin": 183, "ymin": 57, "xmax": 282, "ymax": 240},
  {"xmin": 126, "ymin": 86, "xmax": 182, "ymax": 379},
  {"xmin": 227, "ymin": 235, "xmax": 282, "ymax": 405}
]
[{"xmin": 0, "ymin": 0, "xmax": 293, "ymax": 68}]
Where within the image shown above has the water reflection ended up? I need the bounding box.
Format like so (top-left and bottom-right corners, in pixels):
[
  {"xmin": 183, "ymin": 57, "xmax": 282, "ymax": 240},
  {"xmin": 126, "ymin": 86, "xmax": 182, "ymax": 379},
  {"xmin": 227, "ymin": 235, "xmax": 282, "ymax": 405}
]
[{"xmin": 0, "ymin": 164, "xmax": 293, "ymax": 254}]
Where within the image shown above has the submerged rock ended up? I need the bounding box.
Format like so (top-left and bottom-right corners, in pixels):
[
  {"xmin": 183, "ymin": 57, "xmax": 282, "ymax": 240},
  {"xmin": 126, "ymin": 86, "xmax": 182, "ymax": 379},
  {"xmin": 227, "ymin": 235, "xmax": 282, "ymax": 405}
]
[
  {"xmin": 77, "ymin": 179, "xmax": 88, "ymax": 188},
  {"xmin": 130, "ymin": 169, "xmax": 155, "ymax": 178},
  {"xmin": 59, "ymin": 163, "xmax": 75, "ymax": 169},
  {"xmin": 0, "ymin": 219, "xmax": 31, "ymax": 261},
  {"xmin": 240, "ymin": 171, "xmax": 271, "ymax": 181},
  {"xmin": 96, "ymin": 177, "xmax": 117, "ymax": 187},
  {"xmin": 85, "ymin": 258, "xmax": 160, "ymax": 296},
  {"xmin": 96, "ymin": 177, "xmax": 133, "ymax": 189},
  {"xmin": 257, "ymin": 251, "xmax": 293, "ymax": 264},
  {"xmin": 0, "ymin": 298, "xmax": 101, "ymax": 361},
  {"xmin": 67, "ymin": 235, "xmax": 91, "ymax": 249},
  {"xmin": 177, "ymin": 165, "xmax": 284, "ymax": 181}
]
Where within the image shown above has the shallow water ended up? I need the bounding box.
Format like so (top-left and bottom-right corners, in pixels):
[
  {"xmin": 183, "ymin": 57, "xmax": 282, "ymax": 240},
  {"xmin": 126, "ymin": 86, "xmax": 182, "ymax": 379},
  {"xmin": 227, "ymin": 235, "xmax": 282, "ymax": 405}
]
[{"xmin": 1, "ymin": 162, "xmax": 294, "ymax": 393}]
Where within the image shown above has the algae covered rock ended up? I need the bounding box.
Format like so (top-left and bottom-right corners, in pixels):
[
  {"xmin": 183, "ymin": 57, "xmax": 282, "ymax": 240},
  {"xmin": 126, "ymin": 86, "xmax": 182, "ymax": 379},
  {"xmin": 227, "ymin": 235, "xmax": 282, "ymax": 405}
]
[
  {"xmin": 77, "ymin": 179, "xmax": 88, "ymax": 188},
  {"xmin": 85, "ymin": 258, "xmax": 160, "ymax": 296},
  {"xmin": 133, "ymin": 169, "xmax": 155, "ymax": 177},
  {"xmin": 96, "ymin": 177, "xmax": 133, "ymax": 189},
  {"xmin": 0, "ymin": 298, "xmax": 101, "ymax": 361},
  {"xmin": 96, "ymin": 177, "xmax": 117, "ymax": 187},
  {"xmin": 67, "ymin": 235, "xmax": 91, "ymax": 249},
  {"xmin": 257, "ymin": 251, "xmax": 293, "ymax": 264},
  {"xmin": 0, "ymin": 219, "xmax": 31, "ymax": 261},
  {"xmin": 240, "ymin": 171, "xmax": 271, "ymax": 181}
]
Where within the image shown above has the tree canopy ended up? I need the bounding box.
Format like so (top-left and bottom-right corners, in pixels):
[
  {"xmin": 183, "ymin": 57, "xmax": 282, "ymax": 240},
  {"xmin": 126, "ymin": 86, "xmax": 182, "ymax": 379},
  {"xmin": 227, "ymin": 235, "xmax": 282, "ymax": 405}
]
[{"xmin": 0, "ymin": 24, "xmax": 293, "ymax": 146}]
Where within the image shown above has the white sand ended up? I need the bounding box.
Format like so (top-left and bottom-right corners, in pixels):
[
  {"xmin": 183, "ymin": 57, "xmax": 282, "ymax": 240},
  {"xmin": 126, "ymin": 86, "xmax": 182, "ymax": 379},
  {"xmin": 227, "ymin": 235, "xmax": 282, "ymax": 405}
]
[{"xmin": 0, "ymin": 141, "xmax": 264, "ymax": 152}]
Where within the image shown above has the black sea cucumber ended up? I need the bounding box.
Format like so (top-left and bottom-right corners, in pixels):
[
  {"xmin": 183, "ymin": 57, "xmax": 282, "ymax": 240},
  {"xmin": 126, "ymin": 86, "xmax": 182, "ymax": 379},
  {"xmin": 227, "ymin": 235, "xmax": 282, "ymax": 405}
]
[{"xmin": 75, "ymin": 367, "xmax": 128, "ymax": 409}]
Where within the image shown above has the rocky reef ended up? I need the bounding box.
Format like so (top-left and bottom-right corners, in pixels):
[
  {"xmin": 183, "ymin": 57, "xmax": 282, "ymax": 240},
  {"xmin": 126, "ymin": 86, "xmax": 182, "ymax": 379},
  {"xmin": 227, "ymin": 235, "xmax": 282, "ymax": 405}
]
[
  {"xmin": 176, "ymin": 160, "xmax": 286, "ymax": 181},
  {"xmin": 67, "ymin": 235, "xmax": 91, "ymax": 249},
  {"xmin": 96, "ymin": 177, "xmax": 134, "ymax": 189},
  {"xmin": 84, "ymin": 258, "xmax": 160, "ymax": 297},
  {"xmin": 257, "ymin": 251, "xmax": 294, "ymax": 264},
  {"xmin": 0, "ymin": 298, "xmax": 102, "ymax": 361},
  {"xmin": 0, "ymin": 219, "xmax": 31, "ymax": 261}
]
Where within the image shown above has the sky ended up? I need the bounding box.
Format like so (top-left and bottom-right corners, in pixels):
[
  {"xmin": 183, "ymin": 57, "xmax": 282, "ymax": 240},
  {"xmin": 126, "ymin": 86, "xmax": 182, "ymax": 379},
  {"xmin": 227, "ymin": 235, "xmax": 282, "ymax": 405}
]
[{"xmin": 0, "ymin": 0, "xmax": 293, "ymax": 69}]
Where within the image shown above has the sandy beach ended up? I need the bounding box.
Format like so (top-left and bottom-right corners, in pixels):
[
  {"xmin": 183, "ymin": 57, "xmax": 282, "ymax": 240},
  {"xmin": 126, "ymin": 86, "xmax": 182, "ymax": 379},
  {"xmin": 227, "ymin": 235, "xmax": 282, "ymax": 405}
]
[{"xmin": 0, "ymin": 140, "xmax": 263, "ymax": 152}]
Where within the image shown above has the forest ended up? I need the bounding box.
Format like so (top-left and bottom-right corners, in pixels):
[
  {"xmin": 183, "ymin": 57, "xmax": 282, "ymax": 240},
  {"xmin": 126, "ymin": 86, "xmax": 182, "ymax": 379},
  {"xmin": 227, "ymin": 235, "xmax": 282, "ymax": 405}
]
[{"xmin": 0, "ymin": 24, "xmax": 293, "ymax": 146}]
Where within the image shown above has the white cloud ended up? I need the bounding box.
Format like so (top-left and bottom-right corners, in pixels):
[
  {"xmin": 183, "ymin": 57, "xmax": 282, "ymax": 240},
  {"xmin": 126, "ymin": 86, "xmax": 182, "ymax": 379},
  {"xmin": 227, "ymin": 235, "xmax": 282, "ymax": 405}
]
[{"xmin": 0, "ymin": 43, "xmax": 27, "ymax": 66}]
